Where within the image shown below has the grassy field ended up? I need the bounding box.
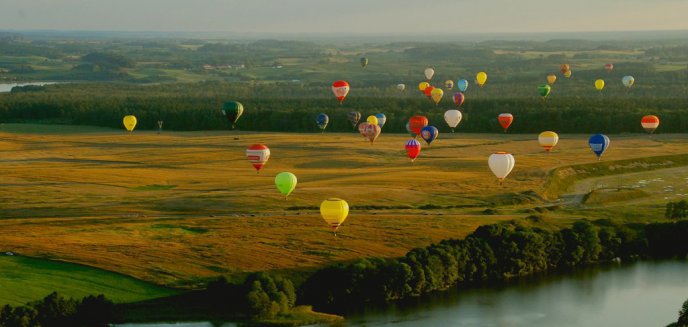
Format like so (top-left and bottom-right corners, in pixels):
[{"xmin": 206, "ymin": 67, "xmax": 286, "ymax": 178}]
[
  {"xmin": 0, "ymin": 255, "xmax": 177, "ymax": 306},
  {"xmin": 1, "ymin": 123, "xmax": 687, "ymax": 290}
]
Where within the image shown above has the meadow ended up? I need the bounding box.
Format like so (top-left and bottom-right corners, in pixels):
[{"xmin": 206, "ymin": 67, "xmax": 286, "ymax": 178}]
[{"xmin": 1, "ymin": 123, "xmax": 686, "ymax": 296}]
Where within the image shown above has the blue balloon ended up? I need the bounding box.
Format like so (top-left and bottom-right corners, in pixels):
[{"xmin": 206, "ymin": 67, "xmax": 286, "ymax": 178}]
[
  {"xmin": 420, "ymin": 126, "xmax": 439, "ymax": 145},
  {"xmin": 316, "ymin": 113, "xmax": 329, "ymax": 131},
  {"xmin": 457, "ymin": 79, "xmax": 469, "ymax": 92},
  {"xmin": 374, "ymin": 113, "xmax": 387, "ymax": 128},
  {"xmin": 588, "ymin": 134, "xmax": 610, "ymax": 160}
]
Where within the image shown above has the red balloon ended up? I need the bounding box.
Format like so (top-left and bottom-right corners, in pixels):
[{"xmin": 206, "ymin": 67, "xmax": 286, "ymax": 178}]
[
  {"xmin": 408, "ymin": 115, "xmax": 429, "ymax": 136},
  {"xmin": 358, "ymin": 122, "xmax": 368, "ymax": 137},
  {"xmin": 246, "ymin": 144, "xmax": 270, "ymax": 172},
  {"xmin": 405, "ymin": 139, "xmax": 421, "ymax": 162},
  {"xmin": 331, "ymin": 80, "xmax": 350, "ymax": 103},
  {"xmin": 423, "ymin": 86, "xmax": 435, "ymax": 98},
  {"xmin": 604, "ymin": 63, "xmax": 614, "ymax": 72},
  {"xmin": 453, "ymin": 92, "xmax": 465, "ymax": 107},
  {"xmin": 498, "ymin": 113, "xmax": 514, "ymax": 133},
  {"xmin": 360, "ymin": 123, "xmax": 381, "ymax": 143}
]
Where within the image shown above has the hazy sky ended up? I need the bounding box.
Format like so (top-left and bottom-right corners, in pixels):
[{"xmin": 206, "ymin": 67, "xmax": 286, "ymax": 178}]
[{"xmin": 1, "ymin": 0, "xmax": 686, "ymax": 34}]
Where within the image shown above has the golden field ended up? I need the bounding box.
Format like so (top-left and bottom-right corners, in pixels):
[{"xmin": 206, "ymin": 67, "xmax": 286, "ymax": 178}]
[{"xmin": 0, "ymin": 124, "xmax": 687, "ymax": 287}]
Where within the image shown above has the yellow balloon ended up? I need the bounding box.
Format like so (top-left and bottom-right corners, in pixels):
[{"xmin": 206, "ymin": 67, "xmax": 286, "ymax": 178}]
[
  {"xmin": 418, "ymin": 82, "xmax": 430, "ymax": 91},
  {"xmin": 476, "ymin": 72, "xmax": 487, "ymax": 87},
  {"xmin": 366, "ymin": 115, "xmax": 378, "ymax": 126},
  {"xmin": 123, "ymin": 115, "xmax": 137, "ymax": 132},
  {"xmin": 547, "ymin": 74, "xmax": 557, "ymax": 85},
  {"xmin": 563, "ymin": 70, "xmax": 572, "ymax": 78},
  {"xmin": 431, "ymin": 88, "xmax": 444, "ymax": 105},
  {"xmin": 538, "ymin": 131, "xmax": 559, "ymax": 152},
  {"xmin": 595, "ymin": 79, "xmax": 605, "ymax": 91},
  {"xmin": 320, "ymin": 198, "xmax": 349, "ymax": 233}
]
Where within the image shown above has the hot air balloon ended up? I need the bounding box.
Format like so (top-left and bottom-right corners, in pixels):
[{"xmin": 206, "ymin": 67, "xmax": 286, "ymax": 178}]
[
  {"xmin": 418, "ymin": 82, "xmax": 430, "ymax": 92},
  {"xmin": 595, "ymin": 79, "xmax": 605, "ymax": 91},
  {"xmin": 641, "ymin": 115, "xmax": 660, "ymax": 134},
  {"xmin": 423, "ymin": 85, "xmax": 435, "ymax": 98},
  {"xmin": 498, "ymin": 113, "xmax": 513, "ymax": 133},
  {"xmin": 622, "ymin": 76, "xmax": 635, "ymax": 89},
  {"xmin": 316, "ymin": 113, "xmax": 329, "ymax": 132},
  {"xmin": 320, "ymin": 198, "xmax": 349, "ymax": 235},
  {"xmin": 366, "ymin": 115, "xmax": 378, "ymax": 126},
  {"xmin": 246, "ymin": 144, "xmax": 270, "ymax": 172},
  {"xmin": 538, "ymin": 84, "xmax": 551, "ymax": 99},
  {"xmin": 547, "ymin": 74, "xmax": 557, "ymax": 85},
  {"xmin": 563, "ymin": 70, "xmax": 572, "ymax": 78},
  {"xmin": 488, "ymin": 152, "xmax": 515, "ymax": 184},
  {"xmin": 445, "ymin": 80, "xmax": 454, "ymax": 90},
  {"xmin": 408, "ymin": 115, "xmax": 429, "ymax": 136},
  {"xmin": 444, "ymin": 109, "xmax": 462, "ymax": 132},
  {"xmin": 332, "ymin": 80, "xmax": 350, "ymax": 104},
  {"xmin": 588, "ymin": 134, "xmax": 610, "ymax": 160},
  {"xmin": 604, "ymin": 63, "xmax": 614, "ymax": 72},
  {"xmin": 420, "ymin": 126, "xmax": 439, "ymax": 145},
  {"xmin": 123, "ymin": 115, "xmax": 137, "ymax": 132},
  {"xmin": 397, "ymin": 84, "xmax": 406, "ymax": 92},
  {"xmin": 560, "ymin": 64, "xmax": 570, "ymax": 74},
  {"xmin": 221, "ymin": 101, "xmax": 244, "ymax": 129},
  {"xmin": 452, "ymin": 92, "xmax": 465, "ymax": 107},
  {"xmin": 275, "ymin": 172, "xmax": 297, "ymax": 198},
  {"xmin": 424, "ymin": 68, "xmax": 435, "ymax": 80},
  {"xmin": 348, "ymin": 111, "xmax": 361, "ymax": 128},
  {"xmin": 405, "ymin": 121, "xmax": 415, "ymax": 137},
  {"xmin": 431, "ymin": 88, "xmax": 444, "ymax": 105},
  {"xmin": 358, "ymin": 122, "xmax": 369, "ymax": 138},
  {"xmin": 361, "ymin": 123, "xmax": 381, "ymax": 144},
  {"xmin": 457, "ymin": 79, "xmax": 468, "ymax": 92},
  {"xmin": 406, "ymin": 139, "xmax": 421, "ymax": 162},
  {"xmin": 476, "ymin": 72, "xmax": 487, "ymax": 87},
  {"xmin": 360, "ymin": 57, "xmax": 368, "ymax": 68},
  {"xmin": 374, "ymin": 113, "xmax": 387, "ymax": 128},
  {"xmin": 538, "ymin": 131, "xmax": 559, "ymax": 153}
]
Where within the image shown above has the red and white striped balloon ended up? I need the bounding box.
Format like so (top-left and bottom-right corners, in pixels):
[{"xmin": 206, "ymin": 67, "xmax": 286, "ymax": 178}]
[{"xmin": 246, "ymin": 144, "xmax": 270, "ymax": 172}]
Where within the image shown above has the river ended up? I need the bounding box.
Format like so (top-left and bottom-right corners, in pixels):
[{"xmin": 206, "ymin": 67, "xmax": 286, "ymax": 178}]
[{"xmin": 117, "ymin": 260, "xmax": 688, "ymax": 327}]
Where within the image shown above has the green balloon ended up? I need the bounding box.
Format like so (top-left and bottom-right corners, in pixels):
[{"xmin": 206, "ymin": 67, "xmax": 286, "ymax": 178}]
[
  {"xmin": 275, "ymin": 172, "xmax": 297, "ymax": 198},
  {"xmin": 360, "ymin": 57, "xmax": 368, "ymax": 68},
  {"xmin": 538, "ymin": 84, "xmax": 551, "ymax": 98},
  {"xmin": 221, "ymin": 101, "xmax": 244, "ymax": 129}
]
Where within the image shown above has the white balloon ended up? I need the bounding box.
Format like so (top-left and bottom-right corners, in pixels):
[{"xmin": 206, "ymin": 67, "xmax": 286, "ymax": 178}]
[
  {"xmin": 444, "ymin": 110, "xmax": 462, "ymax": 130},
  {"xmin": 397, "ymin": 83, "xmax": 406, "ymax": 91},
  {"xmin": 488, "ymin": 152, "xmax": 515, "ymax": 183},
  {"xmin": 424, "ymin": 67, "xmax": 435, "ymax": 80},
  {"xmin": 622, "ymin": 76, "xmax": 635, "ymax": 88}
]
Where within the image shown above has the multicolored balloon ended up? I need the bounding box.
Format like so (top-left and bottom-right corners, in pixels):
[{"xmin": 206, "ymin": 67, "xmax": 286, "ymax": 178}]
[
  {"xmin": 498, "ymin": 113, "xmax": 513, "ymax": 133},
  {"xmin": 246, "ymin": 144, "xmax": 270, "ymax": 172},
  {"xmin": 332, "ymin": 80, "xmax": 350, "ymax": 103},
  {"xmin": 641, "ymin": 115, "xmax": 660, "ymax": 134},
  {"xmin": 488, "ymin": 152, "xmax": 515, "ymax": 184},
  {"xmin": 420, "ymin": 126, "xmax": 439, "ymax": 145},
  {"xmin": 405, "ymin": 139, "xmax": 421, "ymax": 162},
  {"xmin": 588, "ymin": 134, "xmax": 610, "ymax": 160},
  {"xmin": 275, "ymin": 172, "xmax": 297, "ymax": 198},
  {"xmin": 444, "ymin": 110, "xmax": 462, "ymax": 132},
  {"xmin": 361, "ymin": 123, "xmax": 381, "ymax": 144},
  {"xmin": 457, "ymin": 79, "xmax": 468, "ymax": 92},
  {"xmin": 374, "ymin": 113, "xmax": 387, "ymax": 128},
  {"xmin": 563, "ymin": 70, "xmax": 572, "ymax": 78},
  {"xmin": 445, "ymin": 80, "xmax": 454, "ymax": 90},
  {"xmin": 316, "ymin": 113, "xmax": 329, "ymax": 132},
  {"xmin": 123, "ymin": 115, "xmax": 137, "ymax": 132},
  {"xmin": 348, "ymin": 111, "xmax": 361, "ymax": 128},
  {"xmin": 320, "ymin": 198, "xmax": 349, "ymax": 235},
  {"xmin": 560, "ymin": 64, "xmax": 570, "ymax": 74},
  {"xmin": 221, "ymin": 101, "xmax": 244, "ymax": 129},
  {"xmin": 538, "ymin": 131, "xmax": 559, "ymax": 152},
  {"xmin": 452, "ymin": 92, "xmax": 465, "ymax": 107},
  {"xmin": 408, "ymin": 115, "xmax": 429, "ymax": 136}
]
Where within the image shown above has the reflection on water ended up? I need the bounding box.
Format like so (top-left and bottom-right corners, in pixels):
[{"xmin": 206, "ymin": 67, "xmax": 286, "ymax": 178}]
[
  {"xmin": 0, "ymin": 82, "xmax": 58, "ymax": 92},
  {"xmin": 115, "ymin": 322, "xmax": 237, "ymax": 327}
]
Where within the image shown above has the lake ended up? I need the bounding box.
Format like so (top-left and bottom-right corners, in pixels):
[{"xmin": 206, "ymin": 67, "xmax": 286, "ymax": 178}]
[
  {"xmin": 117, "ymin": 260, "xmax": 688, "ymax": 327},
  {"xmin": 0, "ymin": 82, "xmax": 58, "ymax": 92}
]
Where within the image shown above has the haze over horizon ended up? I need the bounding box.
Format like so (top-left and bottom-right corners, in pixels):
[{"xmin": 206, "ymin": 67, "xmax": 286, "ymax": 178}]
[{"xmin": 1, "ymin": 0, "xmax": 686, "ymax": 35}]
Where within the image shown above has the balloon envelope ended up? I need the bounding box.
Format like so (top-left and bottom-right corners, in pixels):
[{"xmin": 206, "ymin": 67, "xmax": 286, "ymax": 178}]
[
  {"xmin": 457, "ymin": 79, "xmax": 469, "ymax": 92},
  {"xmin": 476, "ymin": 72, "xmax": 487, "ymax": 87},
  {"xmin": 275, "ymin": 172, "xmax": 297, "ymax": 198},
  {"xmin": 605, "ymin": 63, "xmax": 614, "ymax": 72},
  {"xmin": 397, "ymin": 84, "xmax": 406, "ymax": 92},
  {"xmin": 424, "ymin": 68, "xmax": 435, "ymax": 80},
  {"xmin": 538, "ymin": 131, "xmax": 559, "ymax": 152},
  {"xmin": 538, "ymin": 84, "xmax": 551, "ymax": 98},
  {"xmin": 360, "ymin": 57, "xmax": 368, "ymax": 68},
  {"xmin": 409, "ymin": 115, "xmax": 429, "ymax": 136},
  {"xmin": 332, "ymin": 80, "xmax": 350, "ymax": 103},
  {"xmin": 123, "ymin": 115, "xmax": 137, "ymax": 132},
  {"xmin": 361, "ymin": 123, "xmax": 381, "ymax": 143},
  {"xmin": 622, "ymin": 76, "xmax": 635, "ymax": 88},
  {"xmin": 563, "ymin": 70, "xmax": 572, "ymax": 78},
  {"xmin": 641, "ymin": 115, "xmax": 660, "ymax": 134},
  {"xmin": 420, "ymin": 126, "xmax": 439, "ymax": 145},
  {"xmin": 547, "ymin": 74, "xmax": 557, "ymax": 85},
  {"xmin": 405, "ymin": 139, "xmax": 421, "ymax": 162},
  {"xmin": 560, "ymin": 64, "xmax": 570, "ymax": 74},
  {"xmin": 423, "ymin": 86, "xmax": 435, "ymax": 98},
  {"xmin": 445, "ymin": 80, "xmax": 454, "ymax": 90},
  {"xmin": 221, "ymin": 101, "xmax": 244, "ymax": 128},
  {"xmin": 595, "ymin": 79, "xmax": 605, "ymax": 91},
  {"xmin": 246, "ymin": 144, "xmax": 271, "ymax": 172},
  {"xmin": 320, "ymin": 198, "xmax": 349, "ymax": 233},
  {"xmin": 316, "ymin": 113, "xmax": 329, "ymax": 130},
  {"xmin": 588, "ymin": 134, "xmax": 610, "ymax": 160},
  {"xmin": 348, "ymin": 111, "xmax": 361, "ymax": 128},
  {"xmin": 498, "ymin": 113, "xmax": 513, "ymax": 132},
  {"xmin": 452, "ymin": 92, "xmax": 465, "ymax": 107},
  {"xmin": 431, "ymin": 88, "xmax": 444, "ymax": 105},
  {"xmin": 366, "ymin": 115, "xmax": 379, "ymax": 126},
  {"xmin": 444, "ymin": 110, "xmax": 462, "ymax": 130},
  {"xmin": 418, "ymin": 82, "xmax": 430, "ymax": 92},
  {"xmin": 374, "ymin": 113, "xmax": 387, "ymax": 128},
  {"xmin": 488, "ymin": 152, "xmax": 515, "ymax": 183}
]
